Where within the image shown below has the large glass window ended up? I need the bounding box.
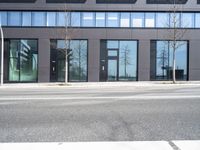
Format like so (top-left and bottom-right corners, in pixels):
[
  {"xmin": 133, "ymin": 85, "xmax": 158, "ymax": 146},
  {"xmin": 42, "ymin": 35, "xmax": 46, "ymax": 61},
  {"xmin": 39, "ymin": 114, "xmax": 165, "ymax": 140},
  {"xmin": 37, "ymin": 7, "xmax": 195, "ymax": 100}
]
[
  {"xmin": 8, "ymin": 12, "xmax": 21, "ymax": 26},
  {"xmin": 0, "ymin": 11, "xmax": 8, "ymax": 26},
  {"xmin": 170, "ymin": 13, "xmax": 181, "ymax": 28},
  {"xmin": 195, "ymin": 13, "xmax": 200, "ymax": 28},
  {"xmin": 131, "ymin": 13, "xmax": 144, "ymax": 27},
  {"xmin": 100, "ymin": 40, "xmax": 137, "ymax": 81},
  {"xmin": 32, "ymin": 12, "xmax": 46, "ymax": 26},
  {"xmin": 156, "ymin": 13, "xmax": 169, "ymax": 28},
  {"xmin": 9, "ymin": 40, "xmax": 38, "ymax": 82},
  {"xmin": 150, "ymin": 40, "xmax": 188, "ymax": 81},
  {"xmin": 71, "ymin": 12, "xmax": 81, "ymax": 27},
  {"xmin": 47, "ymin": 12, "xmax": 56, "ymax": 26},
  {"xmin": 181, "ymin": 13, "xmax": 194, "ymax": 28},
  {"xmin": 106, "ymin": 13, "xmax": 119, "ymax": 27},
  {"xmin": 145, "ymin": 13, "xmax": 155, "ymax": 27},
  {"xmin": 22, "ymin": 12, "xmax": 32, "ymax": 26},
  {"xmin": 96, "ymin": 12, "xmax": 105, "ymax": 27},
  {"xmin": 50, "ymin": 40, "xmax": 88, "ymax": 82},
  {"xmin": 120, "ymin": 13, "xmax": 130, "ymax": 27},
  {"xmin": 82, "ymin": 12, "xmax": 94, "ymax": 27},
  {"xmin": 57, "ymin": 12, "xmax": 70, "ymax": 27}
]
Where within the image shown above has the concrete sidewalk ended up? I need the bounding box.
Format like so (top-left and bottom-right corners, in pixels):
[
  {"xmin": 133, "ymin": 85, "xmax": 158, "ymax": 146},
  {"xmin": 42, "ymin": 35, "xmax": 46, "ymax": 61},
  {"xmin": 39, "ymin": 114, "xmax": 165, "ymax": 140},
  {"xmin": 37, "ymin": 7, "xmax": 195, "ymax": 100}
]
[{"xmin": 0, "ymin": 81, "xmax": 200, "ymax": 88}]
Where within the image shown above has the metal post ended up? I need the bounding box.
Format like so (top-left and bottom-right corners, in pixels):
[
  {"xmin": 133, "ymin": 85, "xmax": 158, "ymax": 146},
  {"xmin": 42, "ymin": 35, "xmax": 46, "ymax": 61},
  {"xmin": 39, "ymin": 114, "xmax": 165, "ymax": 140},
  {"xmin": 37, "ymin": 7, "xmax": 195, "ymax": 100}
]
[{"xmin": 0, "ymin": 25, "xmax": 4, "ymax": 86}]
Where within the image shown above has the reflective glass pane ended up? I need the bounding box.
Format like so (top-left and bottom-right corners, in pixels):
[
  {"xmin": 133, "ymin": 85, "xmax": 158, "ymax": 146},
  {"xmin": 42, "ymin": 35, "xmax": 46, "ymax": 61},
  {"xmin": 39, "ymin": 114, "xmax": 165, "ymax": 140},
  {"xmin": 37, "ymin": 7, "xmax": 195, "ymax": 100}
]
[
  {"xmin": 108, "ymin": 50, "xmax": 117, "ymax": 56},
  {"xmin": 106, "ymin": 13, "xmax": 119, "ymax": 27},
  {"xmin": 32, "ymin": 12, "xmax": 46, "ymax": 26},
  {"xmin": 9, "ymin": 40, "xmax": 38, "ymax": 82},
  {"xmin": 170, "ymin": 13, "xmax": 180, "ymax": 28},
  {"xmin": 0, "ymin": 11, "xmax": 7, "ymax": 26},
  {"xmin": 119, "ymin": 41, "xmax": 137, "ymax": 80},
  {"xmin": 69, "ymin": 40, "xmax": 88, "ymax": 81},
  {"xmin": 181, "ymin": 13, "xmax": 194, "ymax": 28},
  {"xmin": 96, "ymin": 12, "xmax": 105, "ymax": 27},
  {"xmin": 156, "ymin": 13, "xmax": 169, "ymax": 28},
  {"xmin": 107, "ymin": 41, "xmax": 119, "ymax": 49},
  {"xmin": 108, "ymin": 60, "xmax": 117, "ymax": 81},
  {"xmin": 71, "ymin": 12, "xmax": 81, "ymax": 27},
  {"xmin": 57, "ymin": 12, "xmax": 70, "ymax": 27},
  {"xmin": 120, "ymin": 13, "xmax": 130, "ymax": 27},
  {"xmin": 131, "ymin": 13, "xmax": 144, "ymax": 27},
  {"xmin": 8, "ymin": 12, "xmax": 21, "ymax": 26},
  {"xmin": 22, "ymin": 12, "xmax": 31, "ymax": 26},
  {"xmin": 195, "ymin": 13, "xmax": 200, "ymax": 28},
  {"xmin": 145, "ymin": 13, "xmax": 155, "ymax": 27},
  {"xmin": 82, "ymin": 12, "xmax": 94, "ymax": 27},
  {"xmin": 47, "ymin": 12, "xmax": 56, "ymax": 26}
]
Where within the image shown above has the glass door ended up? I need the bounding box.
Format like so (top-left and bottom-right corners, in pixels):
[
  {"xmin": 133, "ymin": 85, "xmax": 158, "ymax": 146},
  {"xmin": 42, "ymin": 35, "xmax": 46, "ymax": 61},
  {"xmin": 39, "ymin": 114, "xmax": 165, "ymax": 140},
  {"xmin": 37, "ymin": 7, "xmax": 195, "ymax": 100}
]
[{"xmin": 108, "ymin": 59, "xmax": 118, "ymax": 81}]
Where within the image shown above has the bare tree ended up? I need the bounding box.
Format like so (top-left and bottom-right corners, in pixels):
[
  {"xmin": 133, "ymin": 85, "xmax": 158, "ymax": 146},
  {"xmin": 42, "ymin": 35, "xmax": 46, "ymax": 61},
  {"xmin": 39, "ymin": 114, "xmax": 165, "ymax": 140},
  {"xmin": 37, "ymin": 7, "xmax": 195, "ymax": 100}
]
[
  {"xmin": 165, "ymin": 2, "xmax": 187, "ymax": 83},
  {"xmin": 120, "ymin": 45, "xmax": 132, "ymax": 78}
]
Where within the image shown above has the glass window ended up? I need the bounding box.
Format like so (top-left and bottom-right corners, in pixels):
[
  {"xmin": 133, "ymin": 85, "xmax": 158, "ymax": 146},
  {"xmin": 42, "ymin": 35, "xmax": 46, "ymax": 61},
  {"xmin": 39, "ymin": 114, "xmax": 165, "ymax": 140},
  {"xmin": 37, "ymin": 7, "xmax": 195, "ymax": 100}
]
[
  {"xmin": 9, "ymin": 39, "xmax": 38, "ymax": 82},
  {"xmin": 69, "ymin": 40, "xmax": 88, "ymax": 81},
  {"xmin": 82, "ymin": 12, "xmax": 94, "ymax": 27},
  {"xmin": 108, "ymin": 50, "xmax": 118, "ymax": 56},
  {"xmin": 107, "ymin": 41, "xmax": 119, "ymax": 49},
  {"xmin": 47, "ymin": 12, "xmax": 56, "ymax": 26},
  {"xmin": 8, "ymin": 12, "xmax": 21, "ymax": 26},
  {"xmin": 71, "ymin": 12, "xmax": 81, "ymax": 27},
  {"xmin": 106, "ymin": 13, "xmax": 119, "ymax": 27},
  {"xmin": 131, "ymin": 13, "xmax": 144, "ymax": 27},
  {"xmin": 32, "ymin": 12, "xmax": 46, "ymax": 26},
  {"xmin": 96, "ymin": 12, "xmax": 105, "ymax": 27},
  {"xmin": 119, "ymin": 41, "xmax": 137, "ymax": 81},
  {"xmin": 181, "ymin": 13, "xmax": 194, "ymax": 28},
  {"xmin": 156, "ymin": 13, "xmax": 169, "ymax": 28},
  {"xmin": 22, "ymin": 12, "xmax": 31, "ymax": 26},
  {"xmin": 0, "ymin": 11, "xmax": 7, "ymax": 26},
  {"xmin": 120, "ymin": 13, "xmax": 130, "ymax": 27},
  {"xmin": 145, "ymin": 13, "xmax": 155, "ymax": 27},
  {"xmin": 57, "ymin": 12, "xmax": 70, "ymax": 27},
  {"xmin": 170, "ymin": 13, "xmax": 181, "ymax": 28},
  {"xmin": 195, "ymin": 13, "xmax": 200, "ymax": 28},
  {"xmin": 151, "ymin": 40, "xmax": 188, "ymax": 81}
]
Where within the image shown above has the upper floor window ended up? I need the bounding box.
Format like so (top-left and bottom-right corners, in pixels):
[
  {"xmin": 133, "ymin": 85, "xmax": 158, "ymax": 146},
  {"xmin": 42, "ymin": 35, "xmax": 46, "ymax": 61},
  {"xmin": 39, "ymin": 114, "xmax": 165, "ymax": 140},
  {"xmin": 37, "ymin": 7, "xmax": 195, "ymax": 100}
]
[{"xmin": 106, "ymin": 13, "xmax": 119, "ymax": 27}]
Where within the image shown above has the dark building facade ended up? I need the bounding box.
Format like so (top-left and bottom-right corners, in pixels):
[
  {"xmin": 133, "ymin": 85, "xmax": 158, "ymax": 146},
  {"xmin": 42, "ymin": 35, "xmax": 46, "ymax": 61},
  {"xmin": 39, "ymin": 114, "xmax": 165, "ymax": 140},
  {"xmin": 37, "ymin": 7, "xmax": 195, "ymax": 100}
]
[{"xmin": 0, "ymin": 0, "xmax": 200, "ymax": 83}]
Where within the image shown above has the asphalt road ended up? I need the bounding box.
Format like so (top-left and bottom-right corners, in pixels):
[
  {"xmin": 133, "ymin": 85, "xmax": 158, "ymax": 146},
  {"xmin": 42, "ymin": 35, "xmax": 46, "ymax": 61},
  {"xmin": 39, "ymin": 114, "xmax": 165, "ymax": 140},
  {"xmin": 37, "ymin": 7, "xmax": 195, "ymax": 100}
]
[{"xmin": 0, "ymin": 84, "xmax": 200, "ymax": 142}]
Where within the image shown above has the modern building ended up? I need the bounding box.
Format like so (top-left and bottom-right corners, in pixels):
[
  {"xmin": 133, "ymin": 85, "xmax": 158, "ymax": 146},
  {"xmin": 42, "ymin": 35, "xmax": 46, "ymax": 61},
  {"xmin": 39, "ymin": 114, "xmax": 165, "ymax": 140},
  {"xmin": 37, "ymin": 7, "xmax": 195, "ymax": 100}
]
[{"xmin": 0, "ymin": 0, "xmax": 200, "ymax": 83}]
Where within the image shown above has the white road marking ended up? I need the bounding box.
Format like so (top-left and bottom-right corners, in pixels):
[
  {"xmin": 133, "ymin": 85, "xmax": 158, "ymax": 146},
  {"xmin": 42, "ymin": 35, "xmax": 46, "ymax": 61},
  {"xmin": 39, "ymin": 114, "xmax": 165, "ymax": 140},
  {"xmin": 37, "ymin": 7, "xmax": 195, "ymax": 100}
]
[
  {"xmin": 0, "ymin": 141, "xmax": 174, "ymax": 150},
  {"xmin": 0, "ymin": 95, "xmax": 200, "ymax": 101},
  {"xmin": 1, "ymin": 141, "xmax": 200, "ymax": 150}
]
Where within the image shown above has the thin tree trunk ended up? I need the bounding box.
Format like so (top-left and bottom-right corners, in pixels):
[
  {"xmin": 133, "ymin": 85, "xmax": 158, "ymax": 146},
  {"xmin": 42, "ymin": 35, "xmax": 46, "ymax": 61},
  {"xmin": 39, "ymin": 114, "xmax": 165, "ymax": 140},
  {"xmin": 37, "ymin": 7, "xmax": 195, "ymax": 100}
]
[
  {"xmin": 172, "ymin": 48, "xmax": 176, "ymax": 84},
  {"xmin": 65, "ymin": 51, "xmax": 68, "ymax": 84}
]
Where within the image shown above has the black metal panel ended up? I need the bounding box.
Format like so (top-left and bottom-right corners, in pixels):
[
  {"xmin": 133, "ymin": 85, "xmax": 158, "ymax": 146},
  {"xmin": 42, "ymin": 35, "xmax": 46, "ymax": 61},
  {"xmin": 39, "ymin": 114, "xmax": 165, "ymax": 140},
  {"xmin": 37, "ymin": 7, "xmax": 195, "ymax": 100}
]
[
  {"xmin": 147, "ymin": 0, "xmax": 188, "ymax": 4},
  {"xmin": 96, "ymin": 0, "xmax": 137, "ymax": 4},
  {"xmin": 46, "ymin": 0, "xmax": 86, "ymax": 3},
  {"xmin": 0, "ymin": 0, "xmax": 36, "ymax": 3}
]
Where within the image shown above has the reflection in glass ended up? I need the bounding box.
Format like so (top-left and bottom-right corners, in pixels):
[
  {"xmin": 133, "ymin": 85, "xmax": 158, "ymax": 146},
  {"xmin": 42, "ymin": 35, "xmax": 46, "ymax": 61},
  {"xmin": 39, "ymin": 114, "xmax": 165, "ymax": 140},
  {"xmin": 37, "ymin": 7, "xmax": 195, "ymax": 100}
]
[
  {"xmin": 32, "ymin": 12, "xmax": 46, "ymax": 26},
  {"xmin": 120, "ymin": 13, "xmax": 130, "ymax": 27},
  {"xmin": 82, "ymin": 12, "xmax": 94, "ymax": 27},
  {"xmin": 156, "ymin": 13, "xmax": 169, "ymax": 27},
  {"xmin": 8, "ymin": 12, "xmax": 21, "ymax": 26},
  {"xmin": 22, "ymin": 12, "xmax": 31, "ymax": 26},
  {"xmin": 170, "ymin": 13, "xmax": 180, "ymax": 28},
  {"xmin": 9, "ymin": 40, "xmax": 38, "ymax": 82},
  {"xmin": 155, "ymin": 41, "xmax": 187, "ymax": 80},
  {"xmin": 71, "ymin": 12, "xmax": 81, "ymax": 27},
  {"xmin": 47, "ymin": 12, "xmax": 56, "ymax": 26},
  {"xmin": 195, "ymin": 13, "xmax": 200, "ymax": 28},
  {"xmin": 96, "ymin": 12, "xmax": 105, "ymax": 27},
  {"xmin": 119, "ymin": 41, "xmax": 137, "ymax": 80},
  {"xmin": 131, "ymin": 13, "xmax": 144, "ymax": 27},
  {"xmin": 145, "ymin": 13, "xmax": 155, "ymax": 27},
  {"xmin": 108, "ymin": 60, "xmax": 117, "ymax": 81},
  {"xmin": 181, "ymin": 13, "xmax": 194, "ymax": 28},
  {"xmin": 0, "ymin": 11, "xmax": 7, "ymax": 26},
  {"xmin": 107, "ymin": 13, "xmax": 119, "ymax": 27}
]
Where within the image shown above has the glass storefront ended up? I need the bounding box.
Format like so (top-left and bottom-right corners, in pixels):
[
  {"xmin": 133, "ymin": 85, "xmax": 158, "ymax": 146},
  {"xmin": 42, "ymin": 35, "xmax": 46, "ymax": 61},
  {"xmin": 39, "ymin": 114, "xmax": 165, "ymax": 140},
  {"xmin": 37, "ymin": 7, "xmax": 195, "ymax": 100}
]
[
  {"xmin": 50, "ymin": 40, "xmax": 88, "ymax": 82},
  {"xmin": 8, "ymin": 39, "xmax": 38, "ymax": 82},
  {"xmin": 150, "ymin": 40, "xmax": 188, "ymax": 81},
  {"xmin": 100, "ymin": 40, "xmax": 138, "ymax": 81}
]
